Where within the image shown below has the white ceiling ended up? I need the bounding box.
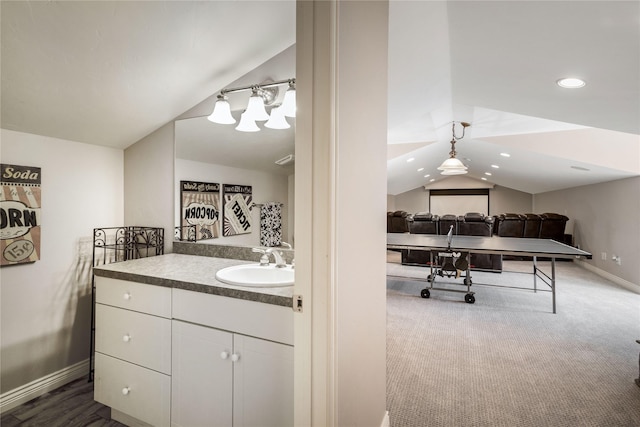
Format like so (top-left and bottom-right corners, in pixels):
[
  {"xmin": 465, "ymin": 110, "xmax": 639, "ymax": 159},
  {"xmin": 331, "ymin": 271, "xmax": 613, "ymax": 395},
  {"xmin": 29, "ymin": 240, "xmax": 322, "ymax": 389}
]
[{"xmin": 1, "ymin": 1, "xmax": 639, "ymax": 195}]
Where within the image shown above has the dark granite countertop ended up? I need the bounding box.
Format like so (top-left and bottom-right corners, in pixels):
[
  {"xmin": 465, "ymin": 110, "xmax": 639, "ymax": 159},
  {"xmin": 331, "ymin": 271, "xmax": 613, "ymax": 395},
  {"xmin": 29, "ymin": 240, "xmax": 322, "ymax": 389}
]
[{"xmin": 93, "ymin": 254, "xmax": 293, "ymax": 307}]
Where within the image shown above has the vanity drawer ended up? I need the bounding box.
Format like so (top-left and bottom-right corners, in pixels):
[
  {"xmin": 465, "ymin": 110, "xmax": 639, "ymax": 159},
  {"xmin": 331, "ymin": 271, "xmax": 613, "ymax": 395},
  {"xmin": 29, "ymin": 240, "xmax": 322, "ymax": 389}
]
[
  {"xmin": 95, "ymin": 276, "xmax": 171, "ymax": 317},
  {"xmin": 173, "ymin": 288, "xmax": 293, "ymax": 345},
  {"xmin": 94, "ymin": 353, "xmax": 170, "ymax": 427},
  {"xmin": 95, "ymin": 304, "xmax": 171, "ymax": 374}
]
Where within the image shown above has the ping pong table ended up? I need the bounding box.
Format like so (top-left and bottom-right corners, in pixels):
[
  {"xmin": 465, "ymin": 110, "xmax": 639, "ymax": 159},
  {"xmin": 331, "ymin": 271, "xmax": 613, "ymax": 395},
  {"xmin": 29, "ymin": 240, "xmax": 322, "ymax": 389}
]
[{"xmin": 387, "ymin": 232, "xmax": 592, "ymax": 313}]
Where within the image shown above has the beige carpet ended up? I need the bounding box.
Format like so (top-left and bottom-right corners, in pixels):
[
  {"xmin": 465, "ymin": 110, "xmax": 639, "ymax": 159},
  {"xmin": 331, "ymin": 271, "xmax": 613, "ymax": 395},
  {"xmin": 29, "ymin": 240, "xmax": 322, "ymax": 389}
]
[{"xmin": 386, "ymin": 257, "xmax": 640, "ymax": 426}]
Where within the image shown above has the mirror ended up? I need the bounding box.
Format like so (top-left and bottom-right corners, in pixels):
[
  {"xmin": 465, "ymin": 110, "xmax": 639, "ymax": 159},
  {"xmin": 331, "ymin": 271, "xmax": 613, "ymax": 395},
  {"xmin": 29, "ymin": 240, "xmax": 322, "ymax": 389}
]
[
  {"xmin": 173, "ymin": 46, "xmax": 296, "ymax": 248},
  {"xmin": 174, "ymin": 114, "xmax": 295, "ymax": 247}
]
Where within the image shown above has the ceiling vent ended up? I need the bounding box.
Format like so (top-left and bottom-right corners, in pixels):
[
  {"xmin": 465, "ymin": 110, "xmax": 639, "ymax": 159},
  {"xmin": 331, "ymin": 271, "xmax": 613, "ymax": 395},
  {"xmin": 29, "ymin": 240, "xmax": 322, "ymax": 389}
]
[{"xmin": 275, "ymin": 154, "xmax": 295, "ymax": 166}]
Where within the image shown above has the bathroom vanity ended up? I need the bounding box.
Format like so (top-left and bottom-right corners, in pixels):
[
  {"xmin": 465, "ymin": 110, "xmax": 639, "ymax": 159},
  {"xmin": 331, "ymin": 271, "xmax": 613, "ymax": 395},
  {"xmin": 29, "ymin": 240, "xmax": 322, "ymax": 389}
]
[{"xmin": 92, "ymin": 253, "xmax": 294, "ymax": 427}]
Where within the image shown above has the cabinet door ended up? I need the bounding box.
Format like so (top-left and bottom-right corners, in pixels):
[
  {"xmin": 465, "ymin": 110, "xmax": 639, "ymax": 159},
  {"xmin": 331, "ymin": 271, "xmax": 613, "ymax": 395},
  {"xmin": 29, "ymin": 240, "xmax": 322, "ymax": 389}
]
[
  {"xmin": 171, "ymin": 320, "xmax": 233, "ymax": 427},
  {"xmin": 233, "ymin": 335, "xmax": 294, "ymax": 427}
]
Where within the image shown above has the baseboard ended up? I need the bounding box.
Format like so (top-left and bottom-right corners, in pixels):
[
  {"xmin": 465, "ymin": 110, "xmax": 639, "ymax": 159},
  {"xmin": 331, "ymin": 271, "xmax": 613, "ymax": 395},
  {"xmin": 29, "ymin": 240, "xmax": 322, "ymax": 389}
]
[
  {"xmin": 0, "ymin": 359, "xmax": 90, "ymax": 414},
  {"xmin": 381, "ymin": 410, "xmax": 390, "ymax": 427},
  {"xmin": 576, "ymin": 260, "xmax": 640, "ymax": 294}
]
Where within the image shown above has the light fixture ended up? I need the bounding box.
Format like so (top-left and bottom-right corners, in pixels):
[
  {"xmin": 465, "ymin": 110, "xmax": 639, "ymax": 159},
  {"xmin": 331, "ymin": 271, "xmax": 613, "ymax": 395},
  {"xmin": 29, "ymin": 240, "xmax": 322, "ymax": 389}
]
[
  {"xmin": 557, "ymin": 77, "xmax": 585, "ymax": 89},
  {"xmin": 245, "ymin": 87, "xmax": 271, "ymax": 121},
  {"xmin": 207, "ymin": 94, "xmax": 236, "ymax": 124},
  {"xmin": 281, "ymin": 80, "xmax": 296, "ymax": 117},
  {"xmin": 235, "ymin": 111, "xmax": 260, "ymax": 132},
  {"xmin": 208, "ymin": 78, "xmax": 295, "ymax": 131},
  {"xmin": 500, "ymin": 152, "xmax": 511, "ymax": 158},
  {"xmin": 264, "ymin": 105, "xmax": 290, "ymax": 129},
  {"xmin": 437, "ymin": 121, "xmax": 470, "ymax": 175}
]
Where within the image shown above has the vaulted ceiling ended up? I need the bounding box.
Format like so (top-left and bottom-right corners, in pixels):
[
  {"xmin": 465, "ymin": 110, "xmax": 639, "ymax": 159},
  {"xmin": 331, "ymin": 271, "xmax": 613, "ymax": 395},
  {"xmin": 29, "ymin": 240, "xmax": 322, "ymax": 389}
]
[{"xmin": 1, "ymin": 1, "xmax": 638, "ymax": 195}]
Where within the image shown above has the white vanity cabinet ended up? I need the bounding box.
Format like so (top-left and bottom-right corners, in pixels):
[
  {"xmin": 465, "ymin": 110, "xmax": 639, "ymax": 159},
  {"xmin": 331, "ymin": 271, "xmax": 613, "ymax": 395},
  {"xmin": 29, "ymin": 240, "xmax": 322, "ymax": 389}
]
[
  {"xmin": 93, "ymin": 277, "xmax": 172, "ymax": 427},
  {"xmin": 171, "ymin": 289, "xmax": 294, "ymax": 427},
  {"xmin": 92, "ymin": 273, "xmax": 294, "ymax": 427}
]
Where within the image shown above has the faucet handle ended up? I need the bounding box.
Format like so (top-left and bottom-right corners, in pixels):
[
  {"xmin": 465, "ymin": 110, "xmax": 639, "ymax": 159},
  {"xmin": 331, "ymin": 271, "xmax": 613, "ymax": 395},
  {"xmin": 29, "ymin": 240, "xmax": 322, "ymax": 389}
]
[{"xmin": 252, "ymin": 247, "xmax": 270, "ymax": 266}]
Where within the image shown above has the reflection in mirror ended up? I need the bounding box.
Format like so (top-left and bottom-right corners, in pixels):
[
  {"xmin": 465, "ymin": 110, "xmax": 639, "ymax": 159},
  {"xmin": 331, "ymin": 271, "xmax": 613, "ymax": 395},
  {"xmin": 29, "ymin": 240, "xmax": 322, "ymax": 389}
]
[
  {"xmin": 175, "ymin": 113, "xmax": 294, "ymax": 247},
  {"xmin": 174, "ymin": 46, "xmax": 295, "ymax": 248}
]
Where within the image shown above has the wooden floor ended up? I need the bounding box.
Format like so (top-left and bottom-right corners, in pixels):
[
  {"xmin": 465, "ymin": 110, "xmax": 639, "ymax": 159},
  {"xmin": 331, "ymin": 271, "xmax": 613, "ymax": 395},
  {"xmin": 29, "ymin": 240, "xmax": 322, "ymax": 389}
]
[{"xmin": 1, "ymin": 377, "xmax": 125, "ymax": 427}]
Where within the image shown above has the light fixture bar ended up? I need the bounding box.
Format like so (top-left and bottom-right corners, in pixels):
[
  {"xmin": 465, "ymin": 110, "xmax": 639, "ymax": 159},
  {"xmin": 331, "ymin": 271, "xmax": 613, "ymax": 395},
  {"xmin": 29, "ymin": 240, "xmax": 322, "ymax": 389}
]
[{"xmin": 220, "ymin": 78, "xmax": 295, "ymax": 96}]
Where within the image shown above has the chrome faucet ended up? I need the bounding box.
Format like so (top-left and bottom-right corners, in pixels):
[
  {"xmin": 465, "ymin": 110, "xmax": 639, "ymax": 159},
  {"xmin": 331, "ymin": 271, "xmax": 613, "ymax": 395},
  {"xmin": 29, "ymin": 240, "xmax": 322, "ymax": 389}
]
[{"xmin": 266, "ymin": 248, "xmax": 287, "ymax": 268}]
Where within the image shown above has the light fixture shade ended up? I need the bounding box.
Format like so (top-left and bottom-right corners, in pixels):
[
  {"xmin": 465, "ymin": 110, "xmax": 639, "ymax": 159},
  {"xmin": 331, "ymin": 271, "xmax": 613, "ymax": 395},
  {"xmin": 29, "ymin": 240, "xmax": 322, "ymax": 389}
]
[
  {"xmin": 235, "ymin": 111, "xmax": 260, "ymax": 132},
  {"xmin": 245, "ymin": 93, "xmax": 270, "ymax": 121},
  {"xmin": 281, "ymin": 87, "xmax": 296, "ymax": 117},
  {"xmin": 207, "ymin": 96, "xmax": 236, "ymax": 124},
  {"xmin": 264, "ymin": 105, "xmax": 290, "ymax": 129},
  {"xmin": 437, "ymin": 157, "xmax": 467, "ymax": 175},
  {"xmin": 440, "ymin": 168, "xmax": 468, "ymax": 175}
]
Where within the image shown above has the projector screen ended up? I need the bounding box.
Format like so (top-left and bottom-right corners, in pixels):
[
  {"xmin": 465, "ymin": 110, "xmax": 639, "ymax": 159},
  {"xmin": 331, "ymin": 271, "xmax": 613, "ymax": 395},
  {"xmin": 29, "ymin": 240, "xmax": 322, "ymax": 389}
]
[{"xmin": 429, "ymin": 189, "xmax": 489, "ymax": 216}]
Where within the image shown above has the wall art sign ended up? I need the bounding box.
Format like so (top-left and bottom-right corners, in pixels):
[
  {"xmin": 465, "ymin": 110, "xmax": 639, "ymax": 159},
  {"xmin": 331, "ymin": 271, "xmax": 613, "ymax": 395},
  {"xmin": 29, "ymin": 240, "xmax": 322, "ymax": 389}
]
[
  {"xmin": 1, "ymin": 164, "xmax": 42, "ymax": 266},
  {"xmin": 223, "ymin": 184, "xmax": 253, "ymax": 237},
  {"xmin": 180, "ymin": 181, "xmax": 220, "ymax": 241}
]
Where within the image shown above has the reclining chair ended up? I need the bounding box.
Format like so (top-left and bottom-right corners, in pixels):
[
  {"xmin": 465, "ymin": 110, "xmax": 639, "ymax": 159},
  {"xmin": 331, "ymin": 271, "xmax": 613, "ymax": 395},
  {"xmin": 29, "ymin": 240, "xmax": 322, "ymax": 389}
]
[{"xmin": 539, "ymin": 213, "xmax": 569, "ymax": 241}]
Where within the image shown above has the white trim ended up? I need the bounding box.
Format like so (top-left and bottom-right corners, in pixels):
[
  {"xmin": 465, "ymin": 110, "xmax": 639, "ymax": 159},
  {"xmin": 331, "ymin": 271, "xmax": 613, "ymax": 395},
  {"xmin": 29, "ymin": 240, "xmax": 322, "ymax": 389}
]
[
  {"xmin": 380, "ymin": 411, "xmax": 390, "ymax": 427},
  {"xmin": 576, "ymin": 260, "xmax": 640, "ymax": 294},
  {"xmin": 0, "ymin": 359, "xmax": 90, "ymax": 413}
]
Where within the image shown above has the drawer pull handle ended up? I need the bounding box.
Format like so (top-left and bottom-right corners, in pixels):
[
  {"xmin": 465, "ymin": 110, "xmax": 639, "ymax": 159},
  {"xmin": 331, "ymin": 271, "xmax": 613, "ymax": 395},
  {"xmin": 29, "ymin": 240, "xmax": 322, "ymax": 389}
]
[
  {"xmin": 122, "ymin": 334, "xmax": 131, "ymax": 343},
  {"xmin": 122, "ymin": 387, "xmax": 130, "ymax": 396},
  {"xmin": 220, "ymin": 351, "xmax": 229, "ymax": 360},
  {"xmin": 123, "ymin": 292, "xmax": 131, "ymax": 300},
  {"xmin": 231, "ymin": 353, "xmax": 240, "ymax": 363}
]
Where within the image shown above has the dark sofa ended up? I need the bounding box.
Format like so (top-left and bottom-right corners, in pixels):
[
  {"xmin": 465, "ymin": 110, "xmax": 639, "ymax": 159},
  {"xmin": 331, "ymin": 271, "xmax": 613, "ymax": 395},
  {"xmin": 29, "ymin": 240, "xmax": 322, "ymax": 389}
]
[
  {"xmin": 402, "ymin": 212, "xmax": 503, "ymax": 272},
  {"xmin": 495, "ymin": 212, "xmax": 569, "ymax": 243}
]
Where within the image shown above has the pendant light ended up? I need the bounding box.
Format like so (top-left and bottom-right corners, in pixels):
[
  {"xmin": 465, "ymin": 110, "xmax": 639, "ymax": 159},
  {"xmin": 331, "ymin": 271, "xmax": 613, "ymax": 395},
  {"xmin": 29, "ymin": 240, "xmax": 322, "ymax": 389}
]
[{"xmin": 437, "ymin": 122, "xmax": 470, "ymax": 175}]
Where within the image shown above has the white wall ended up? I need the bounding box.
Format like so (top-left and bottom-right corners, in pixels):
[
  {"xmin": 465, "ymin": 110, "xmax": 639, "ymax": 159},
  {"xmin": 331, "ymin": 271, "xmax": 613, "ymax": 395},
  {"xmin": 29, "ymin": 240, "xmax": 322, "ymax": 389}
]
[
  {"xmin": 394, "ymin": 187, "xmax": 428, "ymax": 213},
  {"xmin": 534, "ymin": 177, "xmax": 640, "ymax": 289},
  {"xmin": 0, "ymin": 129, "xmax": 123, "ymax": 393},
  {"xmin": 389, "ymin": 184, "xmax": 533, "ymax": 217},
  {"xmin": 124, "ymin": 123, "xmax": 175, "ymax": 253},
  {"xmin": 490, "ymin": 185, "xmax": 533, "ymax": 216},
  {"xmin": 175, "ymin": 158, "xmax": 292, "ymax": 246}
]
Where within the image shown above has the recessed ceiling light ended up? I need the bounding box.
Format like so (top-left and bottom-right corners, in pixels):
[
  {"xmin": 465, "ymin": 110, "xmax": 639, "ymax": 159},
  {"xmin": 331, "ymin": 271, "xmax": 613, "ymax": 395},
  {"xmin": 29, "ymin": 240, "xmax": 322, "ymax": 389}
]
[
  {"xmin": 484, "ymin": 172, "xmax": 492, "ymax": 176},
  {"xmin": 417, "ymin": 167, "xmax": 424, "ymax": 172},
  {"xmin": 491, "ymin": 164, "xmax": 500, "ymax": 169},
  {"xmin": 429, "ymin": 178, "xmax": 435, "ymax": 182},
  {"xmin": 500, "ymin": 153, "xmax": 511, "ymax": 158},
  {"xmin": 570, "ymin": 165, "xmax": 590, "ymax": 171},
  {"xmin": 557, "ymin": 78, "xmax": 586, "ymax": 89},
  {"xmin": 407, "ymin": 157, "xmax": 415, "ymax": 162},
  {"xmin": 481, "ymin": 177, "xmax": 487, "ymax": 181},
  {"xmin": 423, "ymin": 174, "xmax": 430, "ymax": 178}
]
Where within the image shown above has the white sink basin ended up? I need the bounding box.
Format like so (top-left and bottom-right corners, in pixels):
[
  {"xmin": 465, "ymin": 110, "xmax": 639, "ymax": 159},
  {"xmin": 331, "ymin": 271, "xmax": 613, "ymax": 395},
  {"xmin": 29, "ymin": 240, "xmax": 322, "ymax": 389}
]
[{"xmin": 215, "ymin": 264, "xmax": 294, "ymax": 287}]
